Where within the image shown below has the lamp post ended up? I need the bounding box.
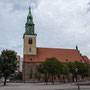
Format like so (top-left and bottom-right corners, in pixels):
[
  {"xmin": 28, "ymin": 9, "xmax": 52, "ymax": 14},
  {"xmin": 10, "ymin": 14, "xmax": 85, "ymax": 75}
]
[
  {"xmin": 75, "ymin": 68, "xmax": 80, "ymax": 90},
  {"xmin": 75, "ymin": 68, "xmax": 77, "ymax": 82}
]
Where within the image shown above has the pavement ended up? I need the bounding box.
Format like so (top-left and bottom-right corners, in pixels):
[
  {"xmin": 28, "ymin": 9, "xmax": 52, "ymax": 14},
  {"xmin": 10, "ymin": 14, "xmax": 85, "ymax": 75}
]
[{"xmin": 0, "ymin": 82, "xmax": 90, "ymax": 90}]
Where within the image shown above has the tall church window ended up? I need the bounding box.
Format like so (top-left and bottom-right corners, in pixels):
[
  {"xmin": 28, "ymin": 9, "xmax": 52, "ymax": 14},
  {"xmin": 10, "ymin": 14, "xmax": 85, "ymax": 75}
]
[
  {"xmin": 30, "ymin": 67, "xmax": 33, "ymax": 79},
  {"xmin": 29, "ymin": 48, "xmax": 32, "ymax": 52},
  {"xmin": 29, "ymin": 38, "xmax": 32, "ymax": 44},
  {"xmin": 34, "ymin": 72, "xmax": 38, "ymax": 79}
]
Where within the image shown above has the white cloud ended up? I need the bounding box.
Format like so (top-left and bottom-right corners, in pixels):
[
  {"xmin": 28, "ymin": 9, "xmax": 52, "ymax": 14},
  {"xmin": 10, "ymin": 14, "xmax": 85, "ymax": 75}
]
[{"xmin": 0, "ymin": 0, "xmax": 90, "ymax": 58}]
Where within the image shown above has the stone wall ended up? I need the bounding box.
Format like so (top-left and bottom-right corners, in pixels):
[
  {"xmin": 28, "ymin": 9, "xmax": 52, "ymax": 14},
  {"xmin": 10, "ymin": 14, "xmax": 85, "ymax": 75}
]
[{"xmin": 23, "ymin": 62, "xmax": 40, "ymax": 82}]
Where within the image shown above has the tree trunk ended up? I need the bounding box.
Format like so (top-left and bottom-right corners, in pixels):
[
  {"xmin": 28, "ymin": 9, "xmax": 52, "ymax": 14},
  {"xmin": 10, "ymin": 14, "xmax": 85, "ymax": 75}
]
[
  {"xmin": 52, "ymin": 75, "xmax": 54, "ymax": 84},
  {"xmin": 67, "ymin": 77, "xmax": 70, "ymax": 83},
  {"xmin": 82, "ymin": 76, "xmax": 83, "ymax": 82},
  {"xmin": 63, "ymin": 76, "xmax": 65, "ymax": 83},
  {"xmin": 45, "ymin": 74, "xmax": 48, "ymax": 85},
  {"xmin": 4, "ymin": 77, "xmax": 7, "ymax": 85},
  {"xmin": 59, "ymin": 78, "xmax": 61, "ymax": 84},
  {"xmin": 72, "ymin": 74, "xmax": 74, "ymax": 82},
  {"xmin": 58, "ymin": 75, "xmax": 60, "ymax": 84},
  {"xmin": 76, "ymin": 74, "xmax": 77, "ymax": 82}
]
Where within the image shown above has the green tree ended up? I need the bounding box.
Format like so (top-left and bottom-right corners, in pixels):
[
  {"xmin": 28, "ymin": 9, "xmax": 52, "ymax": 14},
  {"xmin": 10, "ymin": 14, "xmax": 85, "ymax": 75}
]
[
  {"xmin": 0, "ymin": 49, "xmax": 17, "ymax": 85},
  {"xmin": 30, "ymin": 73, "xmax": 32, "ymax": 79},
  {"xmin": 37, "ymin": 72, "xmax": 41, "ymax": 81},
  {"xmin": 34, "ymin": 72, "xmax": 38, "ymax": 79},
  {"xmin": 67, "ymin": 62, "xmax": 74, "ymax": 73},
  {"xmin": 62, "ymin": 64, "xmax": 70, "ymax": 82},
  {"xmin": 13, "ymin": 72, "xmax": 22, "ymax": 80},
  {"xmin": 88, "ymin": 69, "xmax": 90, "ymax": 77},
  {"xmin": 0, "ymin": 71, "xmax": 2, "ymax": 79},
  {"xmin": 37, "ymin": 64, "xmax": 48, "ymax": 84},
  {"xmin": 37, "ymin": 57, "xmax": 62, "ymax": 84},
  {"xmin": 74, "ymin": 61, "xmax": 89, "ymax": 80},
  {"xmin": 67, "ymin": 62, "xmax": 75, "ymax": 82},
  {"xmin": 67, "ymin": 61, "xmax": 89, "ymax": 82}
]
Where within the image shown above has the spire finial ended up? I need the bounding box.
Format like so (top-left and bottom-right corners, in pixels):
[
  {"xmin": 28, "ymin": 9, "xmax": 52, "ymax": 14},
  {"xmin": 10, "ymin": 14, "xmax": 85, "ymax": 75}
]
[
  {"xmin": 24, "ymin": 7, "xmax": 36, "ymax": 36},
  {"xmin": 28, "ymin": 6, "xmax": 31, "ymax": 15},
  {"xmin": 29, "ymin": 6, "xmax": 31, "ymax": 10}
]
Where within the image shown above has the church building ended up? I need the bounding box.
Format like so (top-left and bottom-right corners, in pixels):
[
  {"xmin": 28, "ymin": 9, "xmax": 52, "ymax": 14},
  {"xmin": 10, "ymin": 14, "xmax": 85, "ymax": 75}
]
[{"xmin": 23, "ymin": 7, "xmax": 90, "ymax": 82}]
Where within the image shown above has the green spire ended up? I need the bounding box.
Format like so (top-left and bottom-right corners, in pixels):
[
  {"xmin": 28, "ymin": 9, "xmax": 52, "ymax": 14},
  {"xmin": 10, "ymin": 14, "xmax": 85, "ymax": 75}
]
[
  {"xmin": 24, "ymin": 7, "xmax": 36, "ymax": 36},
  {"xmin": 28, "ymin": 7, "xmax": 31, "ymax": 16},
  {"xmin": 26, "ymin": 7, "xmax": 33, "ymax": 24}
]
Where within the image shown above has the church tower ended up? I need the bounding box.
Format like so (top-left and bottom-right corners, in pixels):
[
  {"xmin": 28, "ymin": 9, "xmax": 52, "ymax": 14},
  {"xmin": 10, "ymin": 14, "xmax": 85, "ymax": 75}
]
[{"xmin": 23, "ymin": 7, "xmax": 37, "ymax": 55}]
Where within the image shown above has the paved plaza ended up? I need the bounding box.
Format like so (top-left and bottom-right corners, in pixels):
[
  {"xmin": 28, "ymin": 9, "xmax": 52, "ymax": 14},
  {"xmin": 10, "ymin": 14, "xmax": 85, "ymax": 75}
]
[{"xmin": 0, "ymin": 82, "xmax": 90, "ymax": 90}]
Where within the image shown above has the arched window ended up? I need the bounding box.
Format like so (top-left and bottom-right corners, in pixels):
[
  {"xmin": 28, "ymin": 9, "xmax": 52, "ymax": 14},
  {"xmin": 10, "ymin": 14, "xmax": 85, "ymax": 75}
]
[
  {"xmin": 29, "ymin": 48, "xmax": 32, "ymax": 52},
  {"xmin": 29, "ymin": 38, "xmax": 32, "ymax": 44},
  {"xmin": 30, "ymin": 67, "xmax": 33, "ymax": 79}
]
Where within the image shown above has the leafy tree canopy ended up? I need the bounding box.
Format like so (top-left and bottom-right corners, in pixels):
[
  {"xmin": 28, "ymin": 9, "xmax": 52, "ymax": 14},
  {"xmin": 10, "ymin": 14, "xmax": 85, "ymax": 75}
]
[
  {"xmin": 37, "ymin": 57, "xmax": 63, "ymax": 84},
  {"xmin": 0, "ymin": 49, "xmax": 17, "ymax": 85},
  {"xmin": 67, "ymin": 61, "xmax": 89, "ymax": 81},
  {"xmin": 62, "ymin": 64, "xmax": 70, "ymax": 78}
]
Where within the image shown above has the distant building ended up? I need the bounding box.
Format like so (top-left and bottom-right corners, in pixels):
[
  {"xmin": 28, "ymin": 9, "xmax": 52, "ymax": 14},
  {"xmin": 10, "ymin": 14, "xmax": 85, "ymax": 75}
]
[
  {"xmin": 17, "ymin": 55, "xmax": 20, "ymax": 74},
  {"xmin": 23, "ymin": 7, "xmax": 90, "ymax": 82},
  {"xmin": 20, "ymin": 58, "xmax": 23, "ymax": 72},
  {"xmin": 17, "ymin": 56, "xmax": 23, "ymax": 73}
]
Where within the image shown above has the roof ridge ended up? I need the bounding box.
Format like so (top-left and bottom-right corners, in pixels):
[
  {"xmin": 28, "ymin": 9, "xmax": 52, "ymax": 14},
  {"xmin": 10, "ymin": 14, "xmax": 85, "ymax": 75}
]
[{"xmin": 37, "ymin": 47, "xmax": 76, "ymax": 50}]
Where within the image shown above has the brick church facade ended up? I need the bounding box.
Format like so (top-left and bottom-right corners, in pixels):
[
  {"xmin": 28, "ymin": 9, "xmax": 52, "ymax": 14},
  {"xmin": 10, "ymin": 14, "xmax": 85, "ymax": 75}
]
[{"xmin": 23, "ymin": 7, "xmax": 90, "ymax": 82}]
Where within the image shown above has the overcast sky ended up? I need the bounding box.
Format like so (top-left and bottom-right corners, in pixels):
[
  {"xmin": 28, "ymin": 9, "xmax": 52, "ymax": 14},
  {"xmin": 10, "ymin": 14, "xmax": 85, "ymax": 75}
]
[{"xmin": 0, "ymin": 0, "xmax": 90, "ymax": 59}]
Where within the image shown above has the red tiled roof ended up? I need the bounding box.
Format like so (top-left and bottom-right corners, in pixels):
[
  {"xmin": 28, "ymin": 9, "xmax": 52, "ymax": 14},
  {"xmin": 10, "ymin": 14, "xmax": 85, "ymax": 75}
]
[
  {"xmin": 24, "ymin": 47, "xmax": 85, "ymax": 63},
  {"xmin": 82, "ymin": 56, "xmax": 90, "ymax": 64}
]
